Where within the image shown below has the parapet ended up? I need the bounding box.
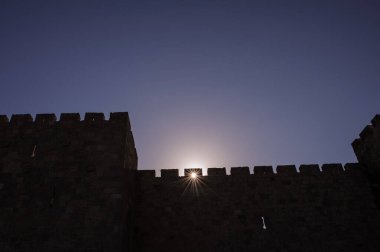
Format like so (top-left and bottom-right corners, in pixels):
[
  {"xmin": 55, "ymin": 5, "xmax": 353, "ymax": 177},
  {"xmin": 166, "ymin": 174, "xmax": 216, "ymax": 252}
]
[
  {"xmin": 161, "ymin": 169, "xmax": 179, "ymax": 178},
  {"xmin": 84, "ymin": 112, "xmax": 105, "ymax": 122},
  {"xmin": 60, "ymin": 113, "xmax": 81, "ymax": 122},
  {"xmin": 35, "ymin": 114, "xmax": 57, "ymax": 125},
  {"xmin": 137, "ymin": 170, "xmax": 156, "ymax": 179},
  {"xmin": 321, "ymin": 163, "xmax": 344, "ymax": 174},
  {"xmin": 231, "ymin": 167, "xmax": 250, "ymax": 176},
  {"xmin": 208, "ymin": 168, "xmax": 226, "ymax": 176},
  {"xmin": 276, "ymin": 165, "xmax": 297, "ymax": 175},
  {"xmin": 352, "ymin": 115, "xmax": 379, "ymax": 155},
  {"xmin": 344, "ymin": 163, "xmax": 362, "ymax": 173},
  {"xmin": 110, "ymin": 112, "xmax": 132, "ymax": 130},
  {"xmin": 0, "ymin": 115, "xmax": 9, "ymax": 128},
  {"xmin": 139, "ymin": 163, "xmax": 362, "ymax": 178},
  {"xmin": 0, "ymin": 112, "xmax": 132, "ymax": 128},
  {"xmin": 10, "ymin": 114, "xmax": 33, "ymax": 126},
  {"xmin": 299, "ymin": 164, "xmax": 320, "ymax": 175},
  {"xmin": 254, "ymin": 166, "xmax": 274, "ymax": 175},
  {"xmin": 352, "ymin": 114, "xmax": 380, "ymax": 171}
]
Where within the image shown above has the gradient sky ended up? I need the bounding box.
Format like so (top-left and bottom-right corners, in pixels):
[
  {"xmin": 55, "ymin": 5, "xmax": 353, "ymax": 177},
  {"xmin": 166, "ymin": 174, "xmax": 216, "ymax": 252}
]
[{"xmin": 1, "ymin": 0, "xmax": 379, "ymax": 173}]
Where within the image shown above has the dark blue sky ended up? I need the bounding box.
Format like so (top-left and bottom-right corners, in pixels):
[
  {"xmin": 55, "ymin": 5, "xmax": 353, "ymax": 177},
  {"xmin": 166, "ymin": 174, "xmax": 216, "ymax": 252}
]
[{"xmin": 1, "ymin": 0, "xmax": 379, "ymax": 172}]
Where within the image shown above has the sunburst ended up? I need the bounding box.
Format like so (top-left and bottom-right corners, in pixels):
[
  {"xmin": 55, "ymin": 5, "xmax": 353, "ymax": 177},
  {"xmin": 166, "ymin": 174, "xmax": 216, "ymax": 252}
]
[{"xmin": 180, "ymin": 168, "xmax": 206, "ymax": 198}]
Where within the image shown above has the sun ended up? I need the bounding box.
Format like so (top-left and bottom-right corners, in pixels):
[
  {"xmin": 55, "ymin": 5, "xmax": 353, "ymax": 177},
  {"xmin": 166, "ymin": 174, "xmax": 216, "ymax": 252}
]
[
  {"xmin": 190, "ymin": 172, "xmax": 197, "ymax": 179},
  {"xmin": 180, "ymin": 169, "xmax": 205, "ymax": 198}
]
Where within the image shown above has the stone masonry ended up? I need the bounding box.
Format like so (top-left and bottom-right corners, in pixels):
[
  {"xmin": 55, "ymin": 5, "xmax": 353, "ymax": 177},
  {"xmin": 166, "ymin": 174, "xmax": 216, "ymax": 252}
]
[
  {"xmin": 0, "ymin": 112, "xmax": 380, "ymax": 251},
  {"xmin": 0, "ymin": 112, "xmax": 137, "ymax": 251}
]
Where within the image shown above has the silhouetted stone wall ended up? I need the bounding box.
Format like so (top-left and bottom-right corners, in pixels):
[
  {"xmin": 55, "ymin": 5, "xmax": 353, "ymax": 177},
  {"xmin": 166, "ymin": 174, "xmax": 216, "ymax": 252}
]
[
  {"xmin": 1, "ymin": 112, "xmax": 379, "ymax": 252},
  {"xmin": 134, "ymin": 164, "xmax": 380, "ymax": 252},
  {"xmin": 352, "ymin": 115, "xmax": 380, "ymax": 208},
  {"xmin": 0, "ymin": 112, "xmax": 137, "ymax": 251},
  {"xmin": 134, "ymin": 115, "xmax": 380, "ymax": 252}
]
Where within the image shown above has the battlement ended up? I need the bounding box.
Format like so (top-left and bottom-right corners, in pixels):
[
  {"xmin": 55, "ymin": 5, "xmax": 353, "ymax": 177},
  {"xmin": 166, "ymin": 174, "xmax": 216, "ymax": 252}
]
[
  {"xmin": 0, "ymin": 111, "xmax": 137, "ymax": 252},
  {"xmin": 137, "ymin": 163, "xmax": 359, "ymax": 178},
  {"xmin": 352, "ymin": 114, "xmax": 380, "ymax": 162},
  {"xmin": 0, "ymin": 112, "xmax": 131, "ymax": 129},
  {"xmin": 1, "ymin": 112, "xmax": 380, "ymax": 252}
]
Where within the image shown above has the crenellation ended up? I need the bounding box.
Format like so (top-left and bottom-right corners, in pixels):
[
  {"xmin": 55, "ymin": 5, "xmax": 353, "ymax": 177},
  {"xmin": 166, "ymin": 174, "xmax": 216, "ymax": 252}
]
[
  {"xmin": 0, "ymin": 111, "xmax": 137, "ymax": 252},
  {"xmin": 84, "ymin": 112, "xmax": 105, "ymax": 122},
  {"xmin": 110, "ymin": 112, "xmax": 131, "ymax": 130},
  {"xmin": 207, "ymin": 167, "xmax": 226, "ymax": 176},
  {"xmin": 276, "ymin": 165, "xmax": 297, "ymax": 175},
  {"xmin": 0, "ymin": 112, "xmax": 134, "ymax": 128},
  {"xmin": 132, "ymin": 164, "xmax": 369, "ymax": 178},
  {"xmin": 1, "ymin": 112, "xmax": 380, "ymax": 252},
  {"xmin": 351, "ymin": 138, "xmax": 362, "ymax": 155},
  {"xmin": 371, "ymin": 114, "xmax": 380, "ymax": 127},
  {"xmin": 321, "ymin": 163, "xmax": 344, "ymax": 174},
  {"xmin": 161, "ymin": 169, "xmax": 179, "ymax": 178},
  {"xmin": 359, "ymin": 125, "xmax": 375, "ymax": 140},
  {"xmin": 10, "ymin": 114, "xmax": 33, "ymax": 126},
  {"xmin": 137, "ymin": 170, "xmax": 156, "ymax": 178},
  {"xmin": 299, "ymin": 164, "xmax": 320, "ymax": 175},
  {"xmin": 0, "ymin": 115, "xmax": 9, "ymax": 124},
  {"xmin": 230, "ymin": 166, "xmax": 250, "ymax": 176},
  {"xmin": 35, "ymin": 113, "xmax": 57, "ymax": 125},
  {"xmin": 254, "ymin": 165, "xmax": 274, "ymax": 175},
  {"xmin": 60, "ymin": 113, "xmax": 81, "ymax": 122},
  {"xmin": 344, "ymin": 163, "xmax": 361, "ymax": 173}
]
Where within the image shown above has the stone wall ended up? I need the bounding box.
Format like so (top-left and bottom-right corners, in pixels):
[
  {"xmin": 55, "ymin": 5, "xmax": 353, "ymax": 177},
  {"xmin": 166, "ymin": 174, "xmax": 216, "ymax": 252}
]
[
  {"xmin": 1, "ymin": 112, "xmax": 379, "ymax": 252},
  {"xmin": 134, "ymin": 114, "xmax": 380, "ymax": 252},
  {"xmin": 352, "ymin": 115, "xmax": 380, "ymax": 208},
  {"xmin": 0, "ymin": 112, "xmax": 137, "ymax": 251},
  {"xmin": 134, "ymin": 164, "xmax": 380, "ymax": 252}
]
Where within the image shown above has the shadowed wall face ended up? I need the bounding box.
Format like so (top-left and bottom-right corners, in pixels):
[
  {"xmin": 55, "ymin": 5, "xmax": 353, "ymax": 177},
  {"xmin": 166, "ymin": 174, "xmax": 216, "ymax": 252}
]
[
  {"xmin": 134, "ymin": 164, "xmax": 380, "ymax": 252},
  {"xmin": 133, "ymin": 116, "xmax": 380, "ymax": 252},
  {"xmin": 352, "ymin": 115, "xmax": 380, "ymax": 208},
  {"xmin": 1, "ymin": 113, "xmax": 380, "ymax": 252},
  {"xmin": 0, "ymin": 113, "xmax": 137, "ymax": 251}
]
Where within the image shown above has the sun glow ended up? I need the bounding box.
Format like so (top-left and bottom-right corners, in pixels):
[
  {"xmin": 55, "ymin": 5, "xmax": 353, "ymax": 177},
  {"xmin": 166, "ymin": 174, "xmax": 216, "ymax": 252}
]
[
  {"xmin": 179, "ymin": 168, "xmax": 205, "ymax": 199},
  {"xmin": 190, "ymin": 172, "xmax": 197, "ymax": 179},
  {"xmin": 186, "ymin": 161, "xmax": 204, "ymax": 169}
]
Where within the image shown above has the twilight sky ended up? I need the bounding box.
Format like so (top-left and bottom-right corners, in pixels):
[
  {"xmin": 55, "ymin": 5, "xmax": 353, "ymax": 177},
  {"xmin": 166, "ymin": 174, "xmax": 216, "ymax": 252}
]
[{"xmin": 1, "ymin": 0, "xmax": 379, "ymax": 173}]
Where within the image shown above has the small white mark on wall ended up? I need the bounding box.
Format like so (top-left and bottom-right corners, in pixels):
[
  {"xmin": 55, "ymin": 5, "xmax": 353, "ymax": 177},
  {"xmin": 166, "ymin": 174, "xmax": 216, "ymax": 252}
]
[
  {"xmin": 31, "ymin": 145, "xmax": 36, "ymax": 158},
  {"xmin": 261, "ymin": 216, "xmax": 267, "ymax": 230}
]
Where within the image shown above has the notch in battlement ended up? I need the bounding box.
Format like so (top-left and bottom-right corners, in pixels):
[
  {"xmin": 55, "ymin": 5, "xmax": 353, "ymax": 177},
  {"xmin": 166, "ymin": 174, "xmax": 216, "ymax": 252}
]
[{"xmin": 184, "ymin": 168, "xmax": 203, "ymax": 177}]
